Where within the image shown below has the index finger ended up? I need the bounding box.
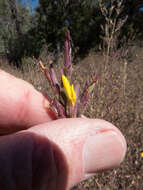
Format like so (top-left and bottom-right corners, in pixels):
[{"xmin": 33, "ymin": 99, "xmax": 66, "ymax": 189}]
[{"xmin": 0, "ymin": 70, "xmax": 54, "ymax": 134}]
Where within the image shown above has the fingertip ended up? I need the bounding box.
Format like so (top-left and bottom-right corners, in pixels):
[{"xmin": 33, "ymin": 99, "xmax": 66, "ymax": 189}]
[{"xmin": 0, "ymin": 70, "xmax": 53, "ymax": 133}]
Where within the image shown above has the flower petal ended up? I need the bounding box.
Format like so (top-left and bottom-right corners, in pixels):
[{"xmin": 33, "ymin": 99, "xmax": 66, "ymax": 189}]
[{"xmin": 62, "ymin": 75, "xmax": 76, "ymax": 106}]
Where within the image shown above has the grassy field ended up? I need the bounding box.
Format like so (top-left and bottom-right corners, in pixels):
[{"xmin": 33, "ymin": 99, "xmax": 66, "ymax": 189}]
[{"xmin": 0, "ymin": 45, "xmax": 143, "ymax": 190}]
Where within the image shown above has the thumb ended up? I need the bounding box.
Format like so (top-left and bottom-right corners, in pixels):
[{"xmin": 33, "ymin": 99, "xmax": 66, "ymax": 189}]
[
  {"xmin": 0, "ymin": 118, "xmax": 126, "ymax": 190},
  {"xmin": 28, "ymin": 118, "xmax": 127, "ymax": 189}
]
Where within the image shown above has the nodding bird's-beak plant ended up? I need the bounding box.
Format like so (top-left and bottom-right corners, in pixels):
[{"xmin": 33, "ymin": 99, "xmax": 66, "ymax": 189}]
[{"xmin": 39, "ymin": 30, "xmax": 97, "ymax": 119}]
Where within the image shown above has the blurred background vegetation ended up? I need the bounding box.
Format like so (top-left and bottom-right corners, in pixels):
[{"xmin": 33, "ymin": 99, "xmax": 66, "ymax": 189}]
[{"xmin": 0, "ymin": 0, "xmax": 143, "ymax": 65}]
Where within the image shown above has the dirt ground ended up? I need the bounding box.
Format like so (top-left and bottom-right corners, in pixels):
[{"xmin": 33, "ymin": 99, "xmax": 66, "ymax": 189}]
[{"xmin": 0, "ymin": 45, "xmax": 143, "ymax": 190}]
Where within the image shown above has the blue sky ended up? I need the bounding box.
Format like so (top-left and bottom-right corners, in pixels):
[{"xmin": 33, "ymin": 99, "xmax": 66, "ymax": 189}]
[
  {"xmin": 31, "ymin": 0, "xmax": 39, "ymax": 8},
  {"xmin": 21, "ymin": 1, "xmax": 143, "ymax": 12},
  {"xmin": 22, "ymin": 0, "xmax": 39, "ymax": 8}
]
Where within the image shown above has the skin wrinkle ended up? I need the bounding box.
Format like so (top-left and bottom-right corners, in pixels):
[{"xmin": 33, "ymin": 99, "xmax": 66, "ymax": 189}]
[
  {"xmin": 0, "ymin": 82, "xmax": 32, "ymax": 129},
  {"xmin": 0, "ymin": 70, "xmax": 127, "ymax": 189},
  {"xmin": 15, "ymin": 88, "xmax": 31, "ymax": 127},
  {"xmin": 28, "ymin": 118, "xmax": 125, "ymax": 188},
  {"xmin": 66, "ymin": 120, "xmax": 115, "ymax": 186},
  {"xmin": 69, "ymin": 136, "xmax": 85, "ymax": 187},
  {"xmin": 0, "ymin": 70, "xmax": 53, "ymax": 133}
]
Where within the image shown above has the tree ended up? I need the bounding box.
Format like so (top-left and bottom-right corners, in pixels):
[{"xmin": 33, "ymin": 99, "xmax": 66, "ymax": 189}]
[
  {"xmin": 35, "ymin": 0, "xmax": 102, "ymax": 55},
  {"xmin": 122, "ymin": 0, "xmax": 143, "ymax": 39},
  {"xmin": 0, "ymin": 0, "xmax": 35, "ymax": 64}
]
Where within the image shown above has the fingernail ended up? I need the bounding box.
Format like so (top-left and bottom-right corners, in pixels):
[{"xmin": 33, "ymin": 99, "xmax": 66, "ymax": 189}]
[{"xmin": 83, "ymin": 131, "xmax": 126, "ymax": 175}]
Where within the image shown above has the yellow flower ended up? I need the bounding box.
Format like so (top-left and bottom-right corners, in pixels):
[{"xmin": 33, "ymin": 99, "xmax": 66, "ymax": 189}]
[
  {"xmin": 141, "ymin": 152, "xmax": 143, "ymax": 158},
  {"xmin": 62, "ymin": 75, "xmax": 76, "ymax": 106}
]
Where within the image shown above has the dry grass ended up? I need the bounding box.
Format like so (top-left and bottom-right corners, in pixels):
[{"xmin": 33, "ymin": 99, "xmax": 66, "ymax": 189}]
[
  {"xmin": 72, "ymin": 47, "xmax": 143, "ymax": 190},
  {"xmin": 0, "ymin": 45, "xmax": 143, "ymax": 190}
]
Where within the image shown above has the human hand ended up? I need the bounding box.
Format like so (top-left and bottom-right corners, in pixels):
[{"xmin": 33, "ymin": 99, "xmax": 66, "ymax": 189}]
[{"xmin": 0, "ymin": 70, "xmax": 127, "ymax": 190}]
